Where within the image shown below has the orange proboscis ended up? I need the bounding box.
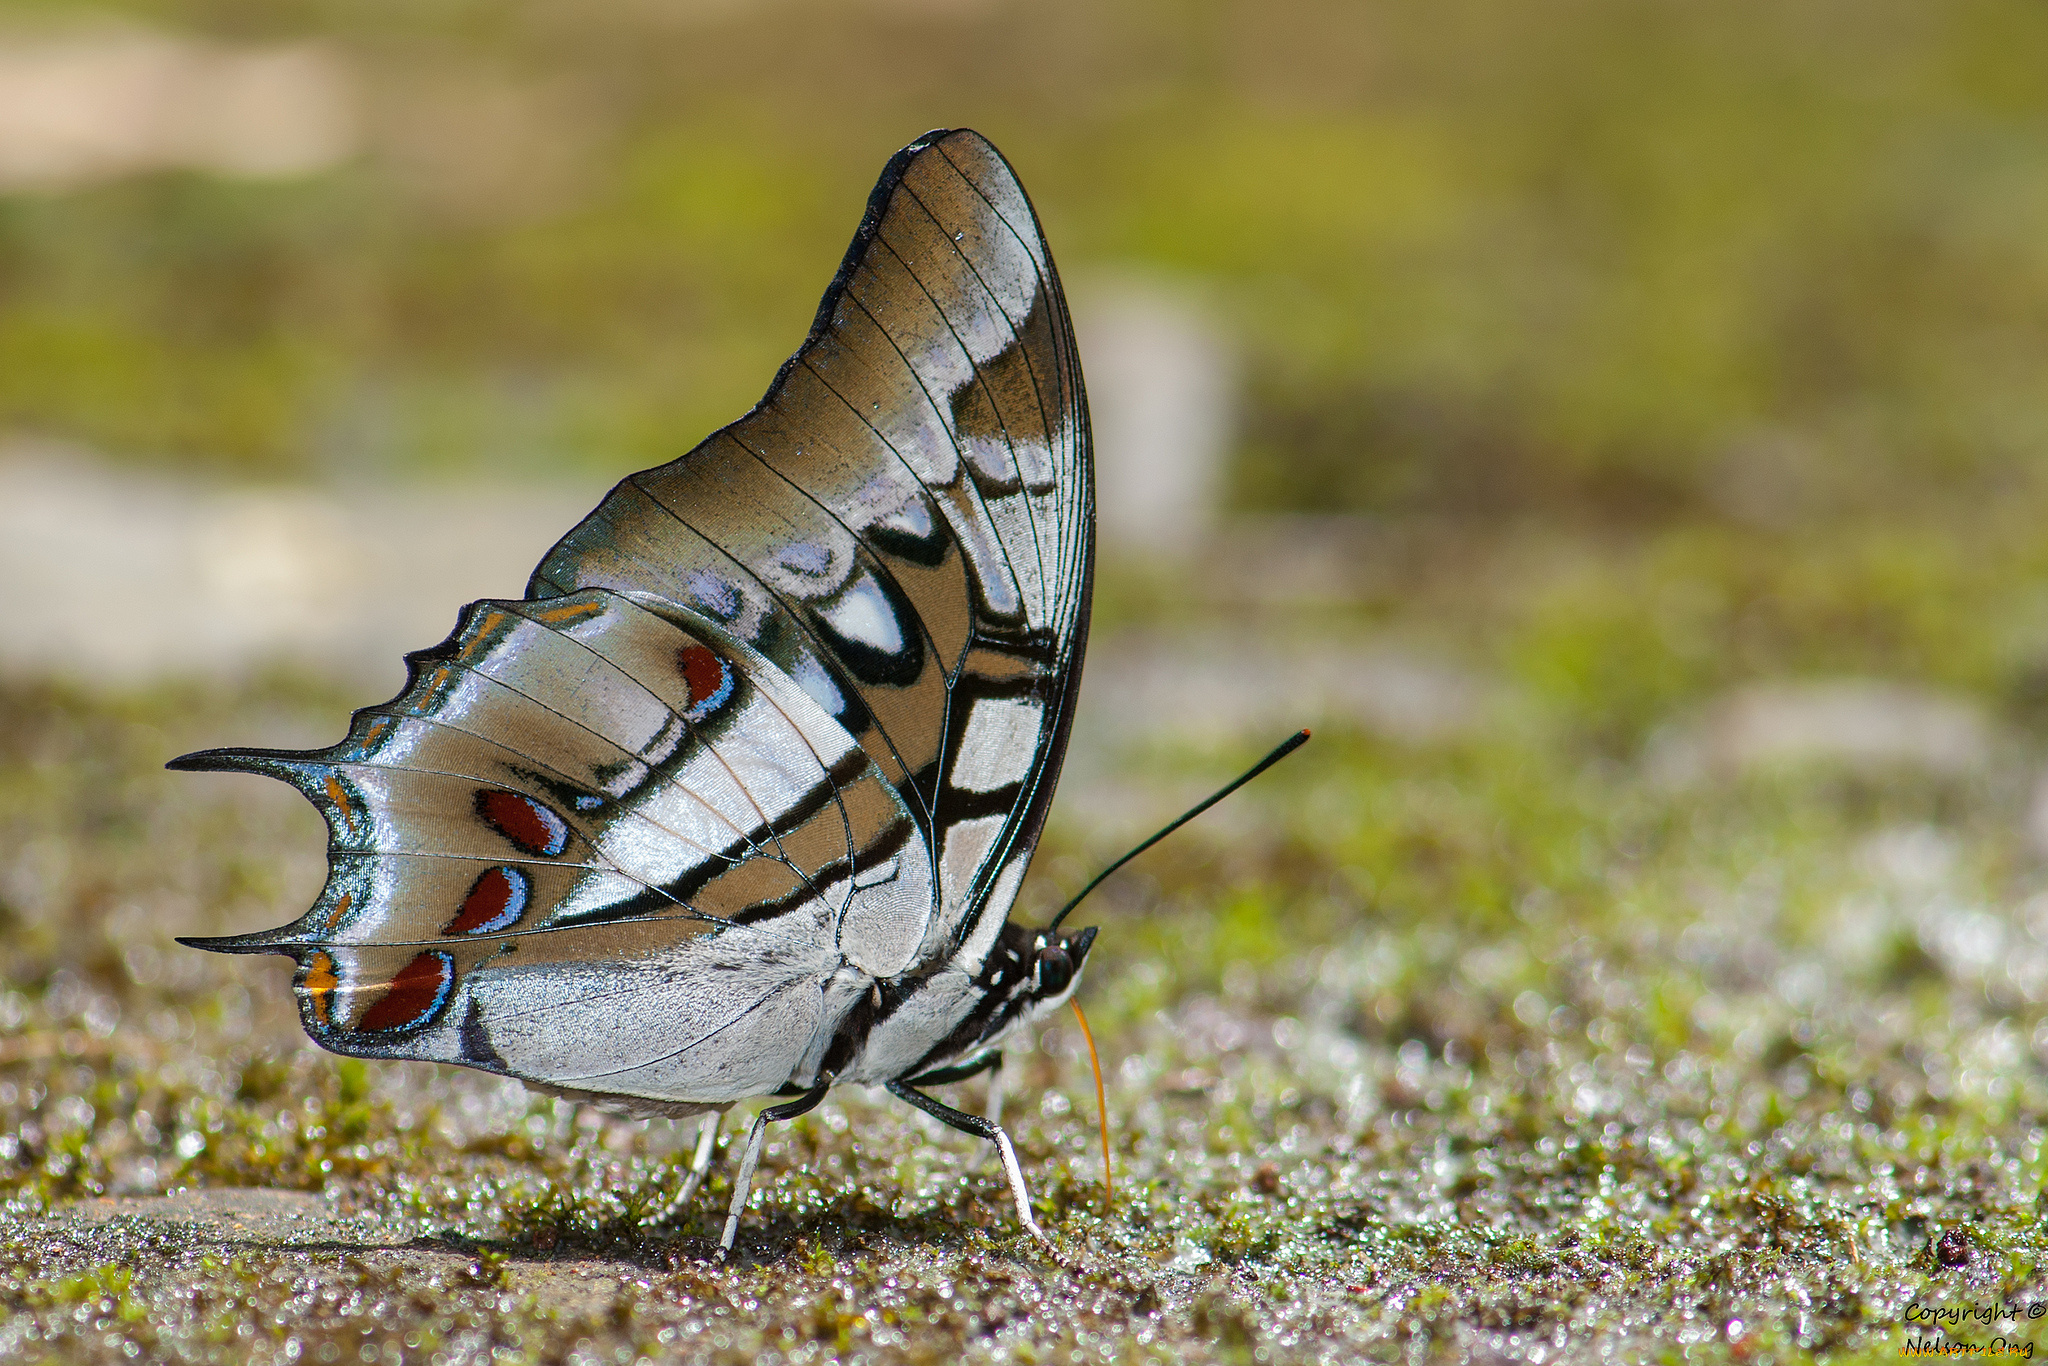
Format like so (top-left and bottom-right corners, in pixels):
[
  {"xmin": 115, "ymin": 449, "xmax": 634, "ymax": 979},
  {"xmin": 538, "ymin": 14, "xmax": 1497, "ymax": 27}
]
[{"xmin": 1070, "ymin": 998, "xmax": 1111, "ymax": 1209}]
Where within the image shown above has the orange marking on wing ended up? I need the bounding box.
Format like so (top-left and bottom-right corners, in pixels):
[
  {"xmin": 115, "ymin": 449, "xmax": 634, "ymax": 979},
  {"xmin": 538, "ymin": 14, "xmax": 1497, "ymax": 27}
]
[
  {"xmin": 531, "ymin": 599, "xmax": 606, "ymax": 627},
  {"xmin": 318, "ymin": 891, "xmax": 353, "ymax": 933},
  {"xmin": 302, "ymin": 951, "xmax": 340, "ymax": 1028},
  {"xmin": 323, "ymin": 774, "xmax": 361, "ymax": 841}
]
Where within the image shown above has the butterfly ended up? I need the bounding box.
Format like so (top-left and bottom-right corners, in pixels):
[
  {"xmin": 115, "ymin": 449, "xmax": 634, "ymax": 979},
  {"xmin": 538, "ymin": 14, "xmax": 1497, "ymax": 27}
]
[{"xmin": 173, "ymin": 129, "xmax": 1102, "ymax": 1256}]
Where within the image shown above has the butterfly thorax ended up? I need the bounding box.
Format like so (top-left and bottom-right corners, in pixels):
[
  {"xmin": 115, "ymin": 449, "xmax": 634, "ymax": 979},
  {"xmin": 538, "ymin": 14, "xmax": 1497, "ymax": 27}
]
[{"xmin": 835, "ymin": 921, "xmax": 1096, "ymax": 1087}]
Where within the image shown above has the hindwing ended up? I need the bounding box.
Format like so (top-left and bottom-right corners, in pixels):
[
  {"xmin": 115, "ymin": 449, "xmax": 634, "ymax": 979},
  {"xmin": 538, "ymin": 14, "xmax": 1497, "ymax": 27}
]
[{"xmin": 173, "ymin": 589, "xmax": 937, "ymax": 1108}]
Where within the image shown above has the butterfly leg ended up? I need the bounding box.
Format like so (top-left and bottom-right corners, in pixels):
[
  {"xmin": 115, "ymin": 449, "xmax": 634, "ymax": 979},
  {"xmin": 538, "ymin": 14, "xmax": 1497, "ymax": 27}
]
[
  {"xmin": 652, "ymin": 1110, "xmax": 722, "ymax": 1225},
  {"xmin": 905, "ymin": 1050, "xmax": 1006, "ymax": 1152},
  {"xmin": 717, "ymin": 1085, "xmax": 828, "ymax": 1260},
  {"xmin": 904, "ymin": 1049, "xmax": 1002, "ymax": 1088},
  {"xmin": 887, "ymin": 1080, "xmax": 1052, "ymax": 1251}
]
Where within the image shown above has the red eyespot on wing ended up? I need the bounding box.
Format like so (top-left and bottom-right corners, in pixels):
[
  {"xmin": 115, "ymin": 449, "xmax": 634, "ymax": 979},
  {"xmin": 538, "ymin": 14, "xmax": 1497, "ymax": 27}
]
[
  {"xmin": 357, "ymin": 952, "xmax": 455, "ymax": 1033},
  {"xmin": 445, "ymin": 866, "xmax": 530, "ymax": 935},
  {"xmin": 677, "ymin": 644, "xmax": 734, "ymax": 721},
  {"xmin": 474, "ymin": 790, "xmax": 569, "ymax": 857}
]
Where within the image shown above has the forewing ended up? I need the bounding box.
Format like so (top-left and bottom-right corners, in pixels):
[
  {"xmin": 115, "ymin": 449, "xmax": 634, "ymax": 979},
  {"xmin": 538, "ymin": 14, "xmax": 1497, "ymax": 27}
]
[
  {"xmin": 530, "ymin": 129, "xmax": 1094, "ymax": 971},
  {"xmin": 172, "ymin": 588, "xmax": 934, "ymax": 1107}
]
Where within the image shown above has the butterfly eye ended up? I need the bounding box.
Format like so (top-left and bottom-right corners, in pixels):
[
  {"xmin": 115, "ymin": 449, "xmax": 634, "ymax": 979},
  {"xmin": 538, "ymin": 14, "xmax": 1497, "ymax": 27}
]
[{"xmin": 1034, "ymin": 946, "xmax": 1073, "ymax": 997}]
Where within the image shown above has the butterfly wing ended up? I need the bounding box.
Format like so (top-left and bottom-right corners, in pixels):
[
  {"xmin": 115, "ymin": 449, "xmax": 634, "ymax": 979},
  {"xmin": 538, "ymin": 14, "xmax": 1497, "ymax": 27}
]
[
  {"xmin": 173, "ymin": 129, "xmax": 1091, "ymax": 1106},
  {"xmin": 530, "ymin": 128, "xmax": 1094, "ymax": 974},
  {"xmin": 175, "ymin": 588, "xmax": 937, "ymax": 1109}
]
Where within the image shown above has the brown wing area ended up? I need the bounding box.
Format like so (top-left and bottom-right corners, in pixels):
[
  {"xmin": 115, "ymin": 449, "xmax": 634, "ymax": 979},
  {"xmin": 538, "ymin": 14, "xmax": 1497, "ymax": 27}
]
[{"xmin": 528, "ymin": 129, "xmax": 1094, "ymax": 957}]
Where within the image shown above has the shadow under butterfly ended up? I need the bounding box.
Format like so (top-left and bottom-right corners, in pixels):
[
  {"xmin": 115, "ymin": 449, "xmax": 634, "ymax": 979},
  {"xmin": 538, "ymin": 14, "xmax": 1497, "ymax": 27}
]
[{"xmin": 172, "ymin": 128, "xmax": 1305, "ymax": 1258}]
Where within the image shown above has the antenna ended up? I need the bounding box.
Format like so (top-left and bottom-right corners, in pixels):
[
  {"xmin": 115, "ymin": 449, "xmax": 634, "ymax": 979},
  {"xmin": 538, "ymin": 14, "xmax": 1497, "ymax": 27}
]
[{"xmin": 1048, "ymin": 728, "xmax": 1310, "ymax": 932}]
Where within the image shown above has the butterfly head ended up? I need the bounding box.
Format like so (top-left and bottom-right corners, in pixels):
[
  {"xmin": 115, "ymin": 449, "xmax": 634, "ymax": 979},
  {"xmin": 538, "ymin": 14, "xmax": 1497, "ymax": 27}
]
[
  {"xmin": 978, "ymin": 921, "xmax": 1098, "ymax": 1041},
  {"xmin": 1027, "ymin": 923, "xmax": 1095, "ymax": 1006}
]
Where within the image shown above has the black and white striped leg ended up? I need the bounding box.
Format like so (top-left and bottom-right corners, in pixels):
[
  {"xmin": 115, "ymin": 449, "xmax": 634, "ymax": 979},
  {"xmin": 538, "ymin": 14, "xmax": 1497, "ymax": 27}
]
[
  {"xmin": 654, "ymin": 1110, "xmax": 722, "ymax": 1224},
  {"xmin": 717, "ymin": 1085, "xmax": 828, "ymax": 1259},
  {"xmin": 906, "ymin": 1051, "xmax": 1007, "ymax": 1158},
  {"xmin": 887, "ymin": 1079, "xmax": 1052, "ymax": 1250}
]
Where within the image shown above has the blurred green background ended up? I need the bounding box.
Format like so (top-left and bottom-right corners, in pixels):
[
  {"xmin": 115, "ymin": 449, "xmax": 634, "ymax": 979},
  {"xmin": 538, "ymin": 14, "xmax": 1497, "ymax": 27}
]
[
  {"xmin": 9, "ymin": 6, "xmax": 2048, "ymax": 1356},
  {"xmin": 5, "ymin": 0, "xmax": 2046, "ymax": 524}
]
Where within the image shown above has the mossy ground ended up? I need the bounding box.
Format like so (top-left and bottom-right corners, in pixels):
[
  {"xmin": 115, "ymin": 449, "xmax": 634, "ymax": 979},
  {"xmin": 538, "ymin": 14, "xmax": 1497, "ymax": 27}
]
[{"xmin": 5, "ymin": 517, "xmax": 2048, "ymax": 1363}]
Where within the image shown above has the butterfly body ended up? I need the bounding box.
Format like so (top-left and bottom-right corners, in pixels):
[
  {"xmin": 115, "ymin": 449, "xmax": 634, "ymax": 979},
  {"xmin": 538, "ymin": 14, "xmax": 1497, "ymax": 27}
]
[{"xmin": 174, "ymin": 129, "xmax": 1096, "ymax": 1253}]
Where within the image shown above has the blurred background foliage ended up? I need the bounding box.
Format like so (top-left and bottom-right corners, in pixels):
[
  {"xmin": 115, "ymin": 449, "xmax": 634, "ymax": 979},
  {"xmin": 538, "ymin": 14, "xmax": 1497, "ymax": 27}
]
[{"xmin": 3, "ymin": 0, "xmax": 2046, "ymax": 527}]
